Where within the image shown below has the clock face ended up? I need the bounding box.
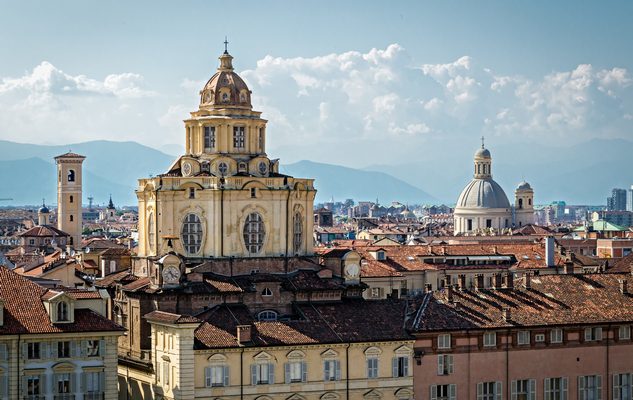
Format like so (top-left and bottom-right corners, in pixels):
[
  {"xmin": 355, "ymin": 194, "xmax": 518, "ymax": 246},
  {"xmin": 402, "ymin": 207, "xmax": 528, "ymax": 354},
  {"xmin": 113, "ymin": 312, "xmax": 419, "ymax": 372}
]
[
  {"xmin": 162, "ymin": 265, "xmax": 181, "ymax": 282},
  {"xmin": 344, "ymin": 263, "xmax": 360, "ymax": 278},
  {"xmin": 182, "ymin": 162, "xmax": 192, "ymax": 177}
]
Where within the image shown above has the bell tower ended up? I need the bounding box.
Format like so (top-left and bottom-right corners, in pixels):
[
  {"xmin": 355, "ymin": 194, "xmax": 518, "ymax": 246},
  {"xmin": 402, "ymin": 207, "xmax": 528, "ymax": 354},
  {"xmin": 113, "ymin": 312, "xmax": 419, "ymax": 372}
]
[{"xmin": 55, "ymin": 152, "xmax": 85, "ymax": 249}]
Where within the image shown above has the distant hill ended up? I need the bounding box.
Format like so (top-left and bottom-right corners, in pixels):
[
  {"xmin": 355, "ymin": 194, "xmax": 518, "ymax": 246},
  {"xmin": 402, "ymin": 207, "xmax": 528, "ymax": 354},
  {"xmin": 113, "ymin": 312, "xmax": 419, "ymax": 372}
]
[{"xmin": 281, "ymin": 160, "xmax": 436, "ymax": 204}]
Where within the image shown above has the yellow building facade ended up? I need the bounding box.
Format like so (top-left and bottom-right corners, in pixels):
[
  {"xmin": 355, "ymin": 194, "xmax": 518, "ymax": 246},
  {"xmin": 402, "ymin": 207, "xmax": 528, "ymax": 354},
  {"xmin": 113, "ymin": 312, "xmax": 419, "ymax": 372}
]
[{"xmin": 135, "ymin": 49, "xmax": 316, "ymax": 278}]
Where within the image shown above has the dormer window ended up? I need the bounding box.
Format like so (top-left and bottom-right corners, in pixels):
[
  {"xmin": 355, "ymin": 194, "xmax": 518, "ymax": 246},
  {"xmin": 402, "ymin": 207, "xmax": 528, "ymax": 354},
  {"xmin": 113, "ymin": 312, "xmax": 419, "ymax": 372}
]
[
  {"xmin": 222, "ymin": 92, "xmax": 229, "ymax": 102},
  {"xmin": 258, "ymin": 310, "xmax": 277, "ymax": 321},
  {"xmin": 261, "ymin": 288, "xmax": 273, "ymax": 297},
  {"xmin": 57, "ymin": 301, "xmax": 69, "ymax": 322},
  {"xmin": 376, "ymin": 251, "xmax": 385, "ymax": 260}
]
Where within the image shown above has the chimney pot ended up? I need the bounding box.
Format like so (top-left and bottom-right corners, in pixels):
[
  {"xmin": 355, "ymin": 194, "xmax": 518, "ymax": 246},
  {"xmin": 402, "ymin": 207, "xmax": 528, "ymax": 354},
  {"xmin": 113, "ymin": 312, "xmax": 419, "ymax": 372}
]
[
  {"xmin": 523, "ymin": 273, "xmax": 532, "ymax": 289},
  {"xmin": 503, "ymin": 272, "xmax": 514, "ymax": 289},
  {"xmin": 493, "ymin": 273, "xmax": 503, "ymax": 290},
  {"xmin": 564, "ymin": 261, "xmax": 574, "ymax": 275},
  {"xmin": 425, "ymin": 283, "xmax": 433, "ymax": 293},
  {"xmin": 447, "ymin": 285, "xmax": 454, "ymax": 303},
  {"xmin": 457, "ymin": 274, "xmax": 467, "ymax": 291},
  {"xmin": 474, "ymin": 274, "xmax": 485, "ymax": 290},
  {"xmin": 237, "ymin": 325, "xmax": 252, "ymax": 344},
  {"xmin": 502, "ymin": 307, "xmax": 512, "ymax": 322}
]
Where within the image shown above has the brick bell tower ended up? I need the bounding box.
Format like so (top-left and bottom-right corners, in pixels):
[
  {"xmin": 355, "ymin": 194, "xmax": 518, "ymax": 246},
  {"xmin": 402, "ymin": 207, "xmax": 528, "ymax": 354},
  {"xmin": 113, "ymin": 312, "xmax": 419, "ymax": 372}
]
[{"xmin": 55, "ymin": 152, "xmax": 86, "ymax": 250}]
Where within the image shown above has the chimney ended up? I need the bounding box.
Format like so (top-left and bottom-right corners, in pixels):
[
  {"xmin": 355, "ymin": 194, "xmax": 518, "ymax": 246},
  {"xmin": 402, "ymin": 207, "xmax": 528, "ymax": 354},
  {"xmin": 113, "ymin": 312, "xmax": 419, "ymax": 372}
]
[
  {"xmin": 563, "ymin": 261, "xmax": 574, "ymax": 275},
  {"xmin": 545, "ymin": 236, "xmax": 555, "ymax": 267},
  {"xmin": 523, "ymin": 273, "xmax": 532, "ymax": 289},
  {"xmin": 474, "ymin": 274, "xmax": 484, "ymax": 291},
  {"xmin": 503, "ymin": 272, "xmax": 514, "ymax": 289},
  {"xmin": 492, "ymin": 273, "xmax": 503, "ymax": 290},
  {"xmin": 447, "ymin": 285, "xmax": 454, "ymax": 303},
  {"xmin": 237, "ymin": 325, "xmax": 252, "ymax": 344},
  {"xmin": 425, "ymin": 283, "xmax": 433, "ymax": 293},
  {"xmin": 457, "ymin": 274, "xmax": 467, "ymax": 291},
  {"xmin": 442, "ymin": 276, "xmax": 451, "ymax": 288},
  {"xmin": 620, "ymin": 279, "xmax": 628, "ymax": 295},
  {"xmin": 502, "ymin": 307, "xmax": 512, "ymax": 322}
]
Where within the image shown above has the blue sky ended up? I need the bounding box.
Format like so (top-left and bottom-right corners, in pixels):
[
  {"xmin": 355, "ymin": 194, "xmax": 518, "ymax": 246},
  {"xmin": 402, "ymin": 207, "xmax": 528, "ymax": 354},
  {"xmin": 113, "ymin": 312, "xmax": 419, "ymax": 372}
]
[{"xmin": 0, "ymin": 0, "xmax": 632, "ymax": 167}]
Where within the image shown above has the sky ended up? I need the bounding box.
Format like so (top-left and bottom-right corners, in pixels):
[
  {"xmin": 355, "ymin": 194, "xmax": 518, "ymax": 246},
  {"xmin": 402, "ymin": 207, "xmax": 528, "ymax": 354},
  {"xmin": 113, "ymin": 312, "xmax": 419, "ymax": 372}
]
[{"xmin": 0, "ymin": 0, "xmax": 632, "ymax": 170}]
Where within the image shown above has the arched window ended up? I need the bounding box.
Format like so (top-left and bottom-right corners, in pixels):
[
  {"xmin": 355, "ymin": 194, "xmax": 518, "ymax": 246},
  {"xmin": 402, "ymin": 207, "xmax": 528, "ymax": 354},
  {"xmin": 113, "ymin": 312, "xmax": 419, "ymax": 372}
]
[
  {"xmin": 261, "ymin": 287, "xmax": 273, "ymax": 296},
  {"xmin": 67, "ymin": 170, "xmax": 75, "ymax": 182},
  {"xmin": 528, "ymin": 198, "xmax": 532, "ymax": 206},
  {"xmin": 147, "ymin": 212, "xmax": 155, "ymax": 252},
  {"xmin": 243, "ymin": 213, "xmax": 265, "ymax": 254},
  {"xmin": 293, "ymin": 213, "xmax": 303, "ymax": 253},
  {"xmin": 181, "ymin": 214, "xmax": 203, "ymax": 254},
  {"xmin": 69, "ymin": 195, "xmax": 73, "ymax": 203},
  {"xmin": 518, "ymin": 198, "xmax": 523, "ymax": 209},
  {"xmin": 258, "ymin": 310, "xmax": 277, "ymax": 321},
  {"xmin": 57, "ymin": 301, "xmax": 69, "ymax": 322},
  {"xmin": 218, "ymin": 162, "xmax": 228, "ymax": 176},
  {"xmin": 69, "ymin": 215, "xmax": 73, "ymax": 222}
]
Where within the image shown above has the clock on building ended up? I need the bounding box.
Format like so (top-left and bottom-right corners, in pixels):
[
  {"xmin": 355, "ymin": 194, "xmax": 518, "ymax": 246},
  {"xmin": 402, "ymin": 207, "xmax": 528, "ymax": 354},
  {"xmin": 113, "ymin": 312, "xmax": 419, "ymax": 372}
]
[{"xmin": 162, "ymin": 265, "xmax": 181, "ymax": 284}]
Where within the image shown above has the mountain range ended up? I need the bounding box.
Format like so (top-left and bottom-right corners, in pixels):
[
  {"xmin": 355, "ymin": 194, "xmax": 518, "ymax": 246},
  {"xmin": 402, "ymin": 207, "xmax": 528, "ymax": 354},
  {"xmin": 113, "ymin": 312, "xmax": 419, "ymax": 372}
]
[{"xmin": 0, "ymin": 140, "xmax": 435, "ymax": 206}]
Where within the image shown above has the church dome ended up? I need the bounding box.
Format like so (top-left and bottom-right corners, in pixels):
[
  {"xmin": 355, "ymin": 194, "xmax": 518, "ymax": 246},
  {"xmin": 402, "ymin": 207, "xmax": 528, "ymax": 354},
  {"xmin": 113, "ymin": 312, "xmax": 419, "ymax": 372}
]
[
  {"xmin": 456, "ymin": 178, "xmax": 511, "ymax": 209},
  {"xmin": 474, "ymin": 147, "xmax": 491, "ymax": 159},
  {"xmin": 199, "ymin": 51, "xmax": 252, "ymax": 109},
  {"xmin": 38, "ymin": 204, "xmax": 50, "ymax": 214},
  {"xmin": 516, "ymin": 181, "xmax": 532, "ymax": 191}
]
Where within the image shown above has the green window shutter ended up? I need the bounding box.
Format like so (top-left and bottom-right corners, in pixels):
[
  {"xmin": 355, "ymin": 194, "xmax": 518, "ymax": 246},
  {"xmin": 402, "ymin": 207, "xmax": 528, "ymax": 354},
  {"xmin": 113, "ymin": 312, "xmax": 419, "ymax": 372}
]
[
  {"xmin": 250, "ymin": 365, "xmax": 257, "ymax": 385},
  {"xmin": 324, "ymin": 361, "xmax": 329, "ymax": 381},
  {"xmin": 431, "ymin": 385, "xmax": 438, "ymax": 400},
  {"xmin": 335, "ymin": 360, "xmax": 341, "ymax": 381},
  {"xmin": 511, "ymin": 380, "xmax": 517, "ymax": 400},
  {"xmin": 268, "ymin": 363, "xmax": 275, "ymax": 384},
  {"xmin": 529, "ymin": 379, "xmax": 536, "ymax": 400},
  {"xmin": 223, "ymin": 365, "xmax": 229, "ymax": 387},
  {"xmin": 438, "ymin": 355, "xmax": 444, "ymax": 375},
  {"xmin": 579, "ymin": 376, "xmax": 585, "ymax": 400},
  {"xmin": 284, "ymin": 362, "xmax": 291, "ymax": 384},
  {"xmin": 99, "ymin": 339, "xmax": 105, "ymax": 357},
  {"xmin": 392, "ymin": 357, "xmax": 398, "ymax": 378},
  {"xmin": 596, "ymin": 375, "xmax": 602, "ymax": 400},
  {"xmin": 477, "ymin": 382, "xmax": 484, "ymax": 400},
  {"xmin": 448, "ymin": 355, "xmax": 454, "ymax": 374},
  {"xmin": 301, "ymin": 361, "xmax": 308, "ymax": 383},
  {"xmin": 544, "ymin": 378, "xmax": 551, "ymax": 400},
  {"xmin": 403, "ymin": 357, "xmax": 409, "ymax": 376},
  {"xmin": 562, "ymin": 377, "xmax": 568, "ymax": 400},
  {"xmin": 496, "ymin": 381, "xmax": 503, "ymax": 400},
  {"xmin": 450, "ymin": 384, "xmax": 457, "ymax": 400},
  {"xmin": 613, "ymin": 374, "xmax": 620, "ymax": 400},
  {"xmin": 204, "ymin": 367, "xmax": 211, "ymax": 387}
]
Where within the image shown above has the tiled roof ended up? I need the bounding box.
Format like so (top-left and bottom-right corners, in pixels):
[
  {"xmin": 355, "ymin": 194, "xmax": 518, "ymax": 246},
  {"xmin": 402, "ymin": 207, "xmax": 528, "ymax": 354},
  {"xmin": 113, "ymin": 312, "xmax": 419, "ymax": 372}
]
[
  {"xmin": 17, "ymin": 225, "xmax": 69, "ymax": 238},
  {"xmin": 411, "ymin": 272, "xmax": 633, "ymax": 332},
  {"xmin": 0, "ymin": 266, "xmax": 123, "ymax": 335},
  {"xmin": 192, "ymin": 299, "xmax": 412, "ymax": 349},
  {"xmin": 610, "ymin": 254, "xmax": 633, "ymax": 273},
  {"xmin": 54, "ymin": 152, "xmax": 85, "ymax": 159},
  {"xmin": 145, "ymin": 310, "xmax": 201, "ymax": 324},
  {"xmin": 95, "ymin": 269, "xmax": 138, "ymax": 288}
]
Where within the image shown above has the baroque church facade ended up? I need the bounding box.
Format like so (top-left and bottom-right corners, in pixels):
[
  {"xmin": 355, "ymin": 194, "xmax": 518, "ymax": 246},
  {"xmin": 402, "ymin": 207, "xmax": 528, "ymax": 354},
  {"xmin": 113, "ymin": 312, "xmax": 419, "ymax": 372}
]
[{"xmin": 453, "ymin": 142, "xmax": 534, "ymax": 235}]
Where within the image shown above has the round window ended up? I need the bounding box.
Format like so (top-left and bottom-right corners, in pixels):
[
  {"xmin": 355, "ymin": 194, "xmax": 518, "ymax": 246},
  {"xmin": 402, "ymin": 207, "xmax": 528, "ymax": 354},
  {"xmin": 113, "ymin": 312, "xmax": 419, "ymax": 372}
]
[
  {"xmin": 218, "ymin": 162, "xmax": 228, "ymax": 176},
  {"xmin": 258, "ymin": 161, "xmax": 267, "ymax": 175}
]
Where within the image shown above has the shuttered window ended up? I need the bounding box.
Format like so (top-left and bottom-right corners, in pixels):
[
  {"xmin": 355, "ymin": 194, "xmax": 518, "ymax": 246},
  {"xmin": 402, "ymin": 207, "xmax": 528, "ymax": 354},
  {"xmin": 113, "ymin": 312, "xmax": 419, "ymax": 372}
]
[
  {"xmin": 431, "ymin": 384, "xmax": 457, "ymax": 400},
  {"xmin": 544, "ymin": 377, "xmax": 568, "ymax": 400},
  {"xmin": 511, "ymin": 379, "xmax": 536, "ymax": 400},
  {"xmin": 205, "ymin": 365, "xmax": 229, "ymax": 387},
  {"xmin": 578, "ymin": 375, "xmax": 602, "ymax": 400}
]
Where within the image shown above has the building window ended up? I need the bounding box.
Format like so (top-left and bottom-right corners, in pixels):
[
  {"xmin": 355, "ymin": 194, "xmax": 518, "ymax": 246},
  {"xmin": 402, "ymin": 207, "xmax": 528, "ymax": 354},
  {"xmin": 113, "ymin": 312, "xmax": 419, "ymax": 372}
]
[
  {"xmin": 68, "ymin": 170, "xmax": 75, "ymax": 182},
  {"xmin": 233, "ymin": 126, "xmax": 245, "ymax": 149},
  {"xmin": 431, "ymin": 384, "xmax": 457, "ymax": 400},
  {"xmin": 392, "ymin": 355, "xmax": 409, "ymax": 377},
  {"xmin": 437, "ymin": 354, "xmax": 454, "ymax": 375},
  {"xmin": 323, "ymin": 360, "xmax": 341, "ymax": 381},
  {"xmin": 163, "ymin": 361, "xmax": 170, "ymax": 386},
  {"xmin": 251, "ymin": 363, "xmax": 274, "ymax": 385},
  {"xmin": 218, "ymin": 162, "xmax": 228, "ymax": 176},
  {"xmin": 258, "ymin": 310, "xmax": 277, "ymax": 321},
  {"xmin": 189, "ymin": 187, "xmax": 195, "ymax": 199},
  {"xmin": 512, "ymin": 379, "xmax": 536, "ymax": 400},
  {"xmin": 293, "ymin": 213, "xmax": 303, "ymax": 253},
  {"xmin": 261, "ymin": 287, "xmax": 273, "ymax": 297},
  {"xmin": 438, "ymin": 334, "xmax": 451, "ymax": 349},
  {"xmin": 250, "ymin": 188, "xmax": 257, "ymax": 198},
  {"xmin": 578, "ymin": 375, "xmax": 602, "ymax": 400},
  {"xmin": 285, "ymin": 360, "xmax": 307, "ymax": 383},
  {"xmin": 181, "ymin": 213, "xmax": 203, "ymax": 254},
  {"xmin": 55, "ymin": 373, "xmax": 72, "ymax": 395},
  {"xmin": 205, "ymin": 365, "xmax": 229, "ymax": 387},
  {"xmin": 69, "ymin": 195, "xmax": 73, "ymax": 203},
  {"xmin": 477, "ymin": 381, "xmax": 502, "ymax": 400},
  {"xmin": 69, "ymin": 215, "xmax": 74, "ymax": 222},
  {"xmin": 26, "ymin": 376, "xmax": 42, "ymax": 397},
  {"xmin": 370, "ymin": 287, "xmax": 381, "ymax": 298},
  {"xmin": 258, "ymin": 161, "xmax": 267, "ymax": 175},
  {"xmin": 486, "ymin": 219, "xmax": 492, "ymax": 228},
  {"xmin": 550, "ymin": 329, "xmax": 563, "ymax": 343},
  {"xmin": 367, "ymin": 357, "xmax": 379, "ymax": 379},
  {"xmin": 29, "ymin": 239, "xmax": 35, "ymax": 246},
  {"xmin": 27, "ymin": 343, "xmax": 40, "ymax": 359},
  {"xmin": 258, "ymin": 128, "xmax": 264, "ymax": 150},
  {"xmin": 376, "ymin": 250, "xmax": 386, "ymax": 260},
  {"xmin": 535, "ymin": 334, "xmax": 545, "ymax": 343},
  {"xmin": 613, "ymin": 373, "xmax": 632, "ymax": 400},
  {"xmin": 619, "ymin": 325, "xmax": 631, "ymax": 340},
  {"xmin": 147, "ymin": 212, "xmax": 155, "ymax": 252},
  {"xmin": 85, "ymin": 371, "xmax": 104, "ymax": 398},
  {"xmin": 467, "ymin": 219, "xmax": 473, "ymax": 231},
  {"xmin": 243, "ymin": 212, "xmax": 265, "ymax": 254},
  {"xmin": 544, "ymin": 377, "xmax": 568, "ymax": 400},
  {"xmin": 57, "ymin": 341, "xmax": 71, "ymax": 358},
  {"xmin": 204, "ymin": 126, "xmax": 216, "ymax": 150},
  {"xmin": 584, "ymin": 327, "xmax": 602, "ymax": 342},
  {"xmin": 484, "ymin": 332, "xmax": 497, "ymax": 347},
  {"xmin": 517, "ymin": 330, "xmax": 530, "ymax": 345},
  {"xmin": 57, "ymin": 301, "xmax": 69, "ymax": 321},
  {"xmin": 86, "ymin": 340, "xmax": 101, "ymax": 357}
]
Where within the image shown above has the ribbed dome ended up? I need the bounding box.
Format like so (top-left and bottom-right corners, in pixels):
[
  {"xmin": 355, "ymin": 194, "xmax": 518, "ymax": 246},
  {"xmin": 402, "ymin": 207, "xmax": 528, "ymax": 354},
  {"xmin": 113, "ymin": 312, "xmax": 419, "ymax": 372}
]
[
  {"xmin": 199, "ymin": 52, "xmax": 252, "ymax": 109},
  {"xmin": 516, "ymin": 181, "xmax": 532, "ymax": 191},
  {"xmin": 474, "ymin": 147, "xmax": 491, "ymax": 159},
  {"xmin": 456, "ymin": 178, "xmax": 511, "ymax": 209},
  {"xmin": 38, "ymin": 205, "xmax": 50, "ymax": 214}
]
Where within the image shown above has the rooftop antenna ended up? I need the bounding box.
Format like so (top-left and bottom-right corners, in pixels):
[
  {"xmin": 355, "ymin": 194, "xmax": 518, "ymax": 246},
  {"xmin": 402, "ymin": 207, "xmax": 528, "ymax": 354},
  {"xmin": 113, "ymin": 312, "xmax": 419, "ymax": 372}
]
[{"xmin": 224, "ymin": 36, "xmax": 229, "ymax": 54}]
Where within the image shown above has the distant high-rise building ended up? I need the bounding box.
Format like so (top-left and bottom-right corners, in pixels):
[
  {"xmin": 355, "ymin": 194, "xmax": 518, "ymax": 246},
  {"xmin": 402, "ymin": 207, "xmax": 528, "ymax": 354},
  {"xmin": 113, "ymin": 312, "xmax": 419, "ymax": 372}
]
[
  {"xmin": 607, "ymin": 188, "xmax": 627, "ymax": 211},
  {"xmin": 627, "ymin": 185, "xmax": 633, "ymax": 212}
]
